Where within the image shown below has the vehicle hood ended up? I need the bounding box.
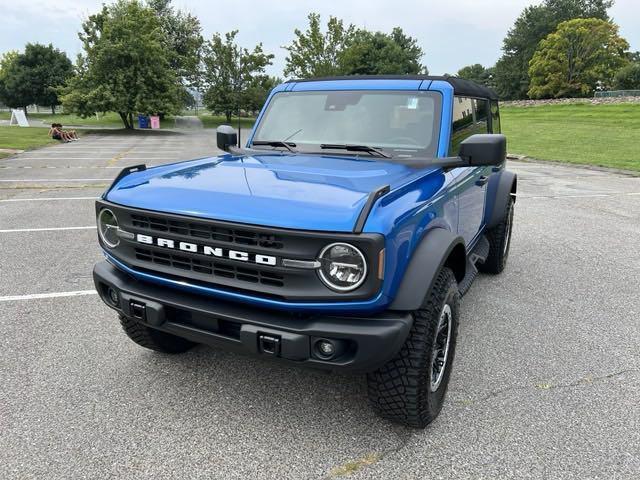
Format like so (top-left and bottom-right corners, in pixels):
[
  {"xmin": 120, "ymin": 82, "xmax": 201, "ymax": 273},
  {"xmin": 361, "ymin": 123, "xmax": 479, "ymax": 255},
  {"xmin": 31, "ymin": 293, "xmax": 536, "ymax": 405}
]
[{"xmin": 106, "ymin": 153, "xmax": 435, "ymax": 232}]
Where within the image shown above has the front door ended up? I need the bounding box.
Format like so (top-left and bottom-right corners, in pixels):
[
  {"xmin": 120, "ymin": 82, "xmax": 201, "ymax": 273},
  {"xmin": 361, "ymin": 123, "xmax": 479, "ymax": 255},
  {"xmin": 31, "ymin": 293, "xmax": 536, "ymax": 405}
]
[
  {"xmin": 452, "ymin": 166, "xmax": 488, "ymax": 244},
  {"xmin": 449, "ymin": 96, "xmax": 491, "ymax": 245}
]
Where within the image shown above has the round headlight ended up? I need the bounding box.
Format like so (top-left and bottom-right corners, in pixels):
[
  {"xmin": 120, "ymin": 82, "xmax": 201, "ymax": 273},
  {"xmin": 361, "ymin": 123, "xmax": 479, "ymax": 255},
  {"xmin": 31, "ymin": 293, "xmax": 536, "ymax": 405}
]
[
  {"xmin": 318, "ymin": 243, "xmax": 367, "ymax": 292},
  {"xmin": 98, "ymin": 208, "xmax": 120, "ymax": 248}
]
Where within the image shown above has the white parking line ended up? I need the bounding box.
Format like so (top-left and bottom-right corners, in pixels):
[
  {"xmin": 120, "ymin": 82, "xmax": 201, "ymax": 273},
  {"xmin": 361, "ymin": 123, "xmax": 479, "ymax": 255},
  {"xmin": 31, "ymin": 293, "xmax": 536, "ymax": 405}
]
[
  {"xmin": 0, "ymin": 197, "xmax": 98, "ymax": 202},
  {"xmin": 0, "ymin": 178, "xmax": 111, "ymax": 182},
  {"xmin": 0, "ymin": 290, "xmax": 97, "ymax": 302},
  {"xmin": 521, "ymin": 192, "xmax": 640, "ymax": 199},
  {"xmin": 0, "ymin": 226, "xmax": 95, "ymax": 233},
  {"xmin": 0, "ymin": 166, "xmax": 124, "ymax": 170}
]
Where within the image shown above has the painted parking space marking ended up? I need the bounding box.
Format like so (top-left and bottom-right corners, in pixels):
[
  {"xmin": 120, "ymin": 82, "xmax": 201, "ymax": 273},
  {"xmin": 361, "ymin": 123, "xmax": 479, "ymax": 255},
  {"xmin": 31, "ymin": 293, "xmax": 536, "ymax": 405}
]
[
  {"xmin": 0, "ymin": 290, "xmax": 97, "ymax": 302},
  {"xmin": 0, "ymin": 166, "xmax": 125, "ymax": 169},
  {"xmin": 4, "ymin": 157, "xmax": 128, "ymax": 161},
  {"xmin": 520, "ymin": 192, "xmax": 640, "ymax": 200},
  {"xmin": 0, "ymin": 184, "xmax": 108, "ymax": 190},
  {"xmin": 0, "ymin": 178, "xmax": 112, "ymax": 182},
  {"xmin": 4, "ymin": 157, "xmax": 179, "ymax": 161},
  {"xmin": 0, "ymin": 197, "xmax": 98, "ymax": 202},
  {"xmin": 0, "ymin": 226, "xmax": 95, "ymax": 233}
]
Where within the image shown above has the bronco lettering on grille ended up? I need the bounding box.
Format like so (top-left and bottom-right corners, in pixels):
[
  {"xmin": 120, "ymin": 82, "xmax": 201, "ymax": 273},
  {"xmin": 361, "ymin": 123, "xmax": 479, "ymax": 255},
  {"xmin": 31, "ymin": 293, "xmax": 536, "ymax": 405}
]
[{"xmin": 135, "ymin": 234, "xmax": 277, "ymax": 266}]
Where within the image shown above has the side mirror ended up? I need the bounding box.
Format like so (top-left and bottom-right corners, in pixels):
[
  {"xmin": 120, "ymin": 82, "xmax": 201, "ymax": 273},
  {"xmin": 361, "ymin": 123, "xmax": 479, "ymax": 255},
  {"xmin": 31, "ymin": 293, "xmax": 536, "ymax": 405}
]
[
  {"xmin": 428, "ymin": 134, "xmax": 507, "ymax": 170},
  {"xmin": 459, "ymin": 134, "xmax": 507, "ymax": 167},
  {"xmin": 216, "ymin": 125, "xmax": 238, "ymax": 152},
  {"xmin": 458, "ymin": 134, "xmax": 506, "ymax": 166}
]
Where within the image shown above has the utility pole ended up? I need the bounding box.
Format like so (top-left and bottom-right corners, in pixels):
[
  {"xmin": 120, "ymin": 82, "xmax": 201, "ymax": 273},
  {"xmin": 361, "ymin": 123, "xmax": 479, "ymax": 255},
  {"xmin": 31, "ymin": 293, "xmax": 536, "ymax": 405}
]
[{"xmin": 237, "ymin": 48, "xmax": 242, "ymax": 148}]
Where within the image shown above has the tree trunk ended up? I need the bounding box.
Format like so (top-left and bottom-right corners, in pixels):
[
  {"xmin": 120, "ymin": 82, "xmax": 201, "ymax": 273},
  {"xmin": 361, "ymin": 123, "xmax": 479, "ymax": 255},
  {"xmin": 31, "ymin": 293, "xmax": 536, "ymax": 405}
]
[
  {"xmin": 51, "ymin": 105, "xmax": 56, "ymax": 115},
  {"xmin": 128, "ymin": 112, "xmax": 134, "ymax": 130},
  {"xmin": 23, "ymin": 106, "xmax": 28, "ymax": 116},
  {"xmin": 225, "ymin": 111, "xmax": 232, "ymax": 123},
  {"xmin": 119, "ymin": 111, "xmax": 132, "ymax": 129}
]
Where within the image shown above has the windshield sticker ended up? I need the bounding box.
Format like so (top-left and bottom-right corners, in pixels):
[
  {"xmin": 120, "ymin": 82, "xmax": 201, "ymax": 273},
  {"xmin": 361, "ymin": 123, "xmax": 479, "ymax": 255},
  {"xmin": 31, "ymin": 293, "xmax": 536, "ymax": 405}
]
[{"xmin": 407, "ymin": 97, "xmax": 419, "ymax": 109}]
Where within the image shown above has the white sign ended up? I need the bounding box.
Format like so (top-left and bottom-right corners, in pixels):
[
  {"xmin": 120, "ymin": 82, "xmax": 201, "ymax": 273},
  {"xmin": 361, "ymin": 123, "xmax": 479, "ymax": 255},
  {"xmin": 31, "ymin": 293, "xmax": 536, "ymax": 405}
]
[{"xmin": 9, "ymin": 109, "xmax": 29, "ymax": 127}]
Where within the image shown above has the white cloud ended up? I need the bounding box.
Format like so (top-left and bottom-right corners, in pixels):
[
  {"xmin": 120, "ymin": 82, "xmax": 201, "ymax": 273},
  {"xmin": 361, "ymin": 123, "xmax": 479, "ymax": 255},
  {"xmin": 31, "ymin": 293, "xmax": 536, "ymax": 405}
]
[{"xmin": 0, "ymin": 0, "xmax": 637, "ymax": 76}]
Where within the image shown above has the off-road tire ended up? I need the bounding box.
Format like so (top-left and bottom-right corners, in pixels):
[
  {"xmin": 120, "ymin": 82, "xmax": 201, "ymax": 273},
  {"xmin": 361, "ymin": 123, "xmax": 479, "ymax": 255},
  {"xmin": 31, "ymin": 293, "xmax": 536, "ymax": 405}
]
[
  {"xmin": 366, "ymin": 267, "xmax": 460, "ymax": 428},
  {"xmin": 479, "ymin": 197, "xmax": 514, "ymax": 274},
  {"xmin": 119, "ymin": 314, "xmax": 196, "ymax": 353}
]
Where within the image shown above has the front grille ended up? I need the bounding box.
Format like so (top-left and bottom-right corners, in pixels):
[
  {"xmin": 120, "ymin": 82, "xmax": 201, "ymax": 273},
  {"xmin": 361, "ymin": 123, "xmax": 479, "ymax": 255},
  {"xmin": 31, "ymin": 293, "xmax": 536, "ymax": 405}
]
[
  {"xmin": 98, "ymin": 200, "xmax": 384, "ymax": 302},
  {"xmin": 134, "ymin": 248, "xmax": 285, "ymax": 287},
  {"xmin": 131, "ymin": 214, "xmax": 284, "ymax": 250}
]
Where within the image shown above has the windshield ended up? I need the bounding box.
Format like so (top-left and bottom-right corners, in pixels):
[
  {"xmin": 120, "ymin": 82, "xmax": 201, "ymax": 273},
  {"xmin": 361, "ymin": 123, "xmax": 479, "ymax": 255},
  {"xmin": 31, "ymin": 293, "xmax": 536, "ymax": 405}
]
[{"xmin": 252, "ymin": 90, "xmax": 441, "ymax": 158}]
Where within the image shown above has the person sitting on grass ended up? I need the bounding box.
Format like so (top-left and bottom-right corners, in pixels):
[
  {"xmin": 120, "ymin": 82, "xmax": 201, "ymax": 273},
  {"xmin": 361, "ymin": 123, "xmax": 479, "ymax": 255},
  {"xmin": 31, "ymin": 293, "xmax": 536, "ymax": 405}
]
[
  {"xmin": 55, "ymin": 123, "xmax": 78, "ymax": 141},
  {"xmin": 48, "ymin": 123, "xmax": 72, "ymax": 142}
]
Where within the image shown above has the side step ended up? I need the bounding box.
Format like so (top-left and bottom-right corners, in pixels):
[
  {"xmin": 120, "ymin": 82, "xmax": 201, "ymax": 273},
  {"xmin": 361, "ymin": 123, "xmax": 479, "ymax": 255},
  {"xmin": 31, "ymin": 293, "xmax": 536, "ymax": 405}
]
[{"xmin": 458, "ymin": 235, "xmax": 490, "ymax": 297}]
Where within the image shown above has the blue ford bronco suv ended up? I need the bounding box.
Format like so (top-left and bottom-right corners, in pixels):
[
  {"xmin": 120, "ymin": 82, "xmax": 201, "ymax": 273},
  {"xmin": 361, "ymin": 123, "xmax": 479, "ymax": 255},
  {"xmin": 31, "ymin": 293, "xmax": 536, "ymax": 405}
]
[{"xmin": 93, "ymin": 75, "xmax": 516, "ymax": 428}]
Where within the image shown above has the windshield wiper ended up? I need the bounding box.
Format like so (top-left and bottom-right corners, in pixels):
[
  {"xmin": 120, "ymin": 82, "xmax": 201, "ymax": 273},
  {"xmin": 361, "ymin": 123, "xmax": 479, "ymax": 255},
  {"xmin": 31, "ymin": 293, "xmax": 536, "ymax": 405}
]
[
  {"xmin": 252, "ymin": 140, "xmax": 297, "ymax": 153},
  {"xmin": 320, "ymin": 144, "xmax": 391, "ymax": 158}
]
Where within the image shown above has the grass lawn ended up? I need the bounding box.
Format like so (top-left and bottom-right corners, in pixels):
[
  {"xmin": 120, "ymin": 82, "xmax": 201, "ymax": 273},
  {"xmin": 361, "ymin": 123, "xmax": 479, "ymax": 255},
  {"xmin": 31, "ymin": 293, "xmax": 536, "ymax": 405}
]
[
  {"xmin": 0, "ymin": 111, "xmax": 124, "ymax": 127},
  {"xmin": 0, "ymin": 125, "xmax": 57, "ymax": 151},
  {"xmin": 198, "ymin": 115, "xmax": 255, "ymax": 129},
  {"xmin": 4, "ymin": 111, "xmax": 256, "ymax": 129},
  {"xmin": 501, "ymin": 103, "xmax": 640, "ymax": 172},
  {"xmin": 28, "ymin": 111, "xmax": 124, "ymax": 127}
]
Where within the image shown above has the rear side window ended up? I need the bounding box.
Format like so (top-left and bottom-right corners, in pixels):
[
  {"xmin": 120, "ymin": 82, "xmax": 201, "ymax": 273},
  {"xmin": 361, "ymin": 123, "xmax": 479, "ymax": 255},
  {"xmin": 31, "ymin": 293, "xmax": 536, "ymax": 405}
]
[
  {"xmin": 490, "ymin": 101, "xmax": 501, "ymax": 133},
  {"xmin": 449, "ymin": 97, "xmax": 490, "ymax": 155}
]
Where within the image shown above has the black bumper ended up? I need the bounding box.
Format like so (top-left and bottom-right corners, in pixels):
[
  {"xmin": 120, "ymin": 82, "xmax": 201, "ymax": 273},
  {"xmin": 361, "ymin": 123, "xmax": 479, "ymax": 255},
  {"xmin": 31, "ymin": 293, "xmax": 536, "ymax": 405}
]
[{"xmin": 93, "ymin": 261, "xmax": 412, "ymax": 372}]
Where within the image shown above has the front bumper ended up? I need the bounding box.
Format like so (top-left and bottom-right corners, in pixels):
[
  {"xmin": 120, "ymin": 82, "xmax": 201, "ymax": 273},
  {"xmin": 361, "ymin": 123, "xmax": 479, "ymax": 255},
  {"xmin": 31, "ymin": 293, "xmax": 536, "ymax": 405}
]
[{"xmin": 93, "ymin": 261, "xmax": 412, "ymax": 372}]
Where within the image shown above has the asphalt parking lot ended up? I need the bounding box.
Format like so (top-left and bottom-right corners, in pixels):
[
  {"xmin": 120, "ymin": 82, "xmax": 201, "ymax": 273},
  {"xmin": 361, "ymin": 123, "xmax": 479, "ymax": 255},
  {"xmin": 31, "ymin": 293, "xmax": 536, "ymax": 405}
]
[{"xmin": 1, "ymin": 130, "xmax": 639, "ymax": 479}]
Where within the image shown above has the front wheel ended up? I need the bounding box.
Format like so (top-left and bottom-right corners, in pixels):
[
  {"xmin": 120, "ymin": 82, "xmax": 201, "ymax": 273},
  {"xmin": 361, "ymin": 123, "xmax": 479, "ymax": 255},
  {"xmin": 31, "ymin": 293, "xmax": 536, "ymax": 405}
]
[{"xmin": 366, "ymin": 267, "xmax": 460, "ymax": 428}]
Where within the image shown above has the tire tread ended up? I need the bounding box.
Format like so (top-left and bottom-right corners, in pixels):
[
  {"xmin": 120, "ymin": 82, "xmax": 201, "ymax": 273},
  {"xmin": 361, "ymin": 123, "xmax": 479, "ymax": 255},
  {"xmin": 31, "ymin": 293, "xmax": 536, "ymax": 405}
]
[
  {"xmin": 479, "ymin": 197, "xmax": 514, "ymax": 274},
  {"xmin": 119, "ymin": 315, "xmax": 195, "ymax": 354},
  {"xmin": 367, "ymin": 267, "xmax": 459, "ymax": 428}
]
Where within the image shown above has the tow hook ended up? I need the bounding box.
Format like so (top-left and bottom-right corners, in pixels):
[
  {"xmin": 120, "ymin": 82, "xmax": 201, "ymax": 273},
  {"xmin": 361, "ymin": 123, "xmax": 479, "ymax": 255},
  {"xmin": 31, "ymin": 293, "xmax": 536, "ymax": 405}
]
[
  {"xmin": 258, "ymin": 334, "xmax": 281, "ymax": 356},
  {"xmin": 129, "ymin": 301, "xmax": 147, "ymax": 321}
]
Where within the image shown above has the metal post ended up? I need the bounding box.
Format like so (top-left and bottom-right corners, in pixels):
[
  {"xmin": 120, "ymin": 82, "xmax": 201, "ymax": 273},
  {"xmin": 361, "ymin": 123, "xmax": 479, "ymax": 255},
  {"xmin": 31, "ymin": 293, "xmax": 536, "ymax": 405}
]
[{"xmin": 237, "ymin": 49, "xmax": 242, "ymax": 148}]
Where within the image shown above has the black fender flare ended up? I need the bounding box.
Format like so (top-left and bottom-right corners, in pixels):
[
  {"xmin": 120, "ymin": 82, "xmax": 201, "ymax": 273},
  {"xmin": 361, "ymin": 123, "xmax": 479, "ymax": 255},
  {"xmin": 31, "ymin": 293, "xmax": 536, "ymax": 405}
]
[
  {"xmin": 486, "ymin": 170, "xmax": 517, "ymax": 229},
  {"xmin": 389, "ymin": 228, "xmax": 466, "ymax": 311}
]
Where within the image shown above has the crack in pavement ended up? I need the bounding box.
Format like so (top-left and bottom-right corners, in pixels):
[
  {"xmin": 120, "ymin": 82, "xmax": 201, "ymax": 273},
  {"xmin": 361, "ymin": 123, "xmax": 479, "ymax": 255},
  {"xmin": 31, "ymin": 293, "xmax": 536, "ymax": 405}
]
[
  {"xmin": 455, "ymin": 368, "xmax": 640, "ymax": 406},
  {"xmin": 323, "ymin": 425, "xmax": 414, "ymax": 479},
  {"xmin": 326, "ymin": 369, "xmax": 640, "ymax": 477},
  {"xmin": 107, "ymin": 145, "xmax": 136, "ymax": 166}
]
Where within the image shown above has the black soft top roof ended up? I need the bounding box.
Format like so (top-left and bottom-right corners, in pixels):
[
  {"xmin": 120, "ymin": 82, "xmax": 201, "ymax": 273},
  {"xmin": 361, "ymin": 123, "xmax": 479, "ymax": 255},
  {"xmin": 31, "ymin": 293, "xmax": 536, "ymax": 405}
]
[{"xmin": 285, "ymin": 75, "xmax": 499, "ymax": 101}]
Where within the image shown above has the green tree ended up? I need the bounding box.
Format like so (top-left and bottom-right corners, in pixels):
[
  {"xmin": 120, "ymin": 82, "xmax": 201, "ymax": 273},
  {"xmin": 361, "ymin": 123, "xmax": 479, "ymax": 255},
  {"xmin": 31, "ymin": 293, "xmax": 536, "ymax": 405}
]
[
  {"xmin": 0, "ymin": 51, "xmax": 30, "ymax": 110},
  {"xmin": 614, "ymin": 62, "xmax": 640, "ymax": 90},
  {"xmin": 0, "ymin": 45, "xmax": 72, "ymax": 113},
  {"xmin": 528, "ymin": 18, "xmax": 629, "ymax": 98},
  {"xmin": 19, "ymin": 43, "xmax": 73, "ymax": 113},
  {"xmin": 202, "ymin": 30, "xmax": 273, "ymax": 122},
  {"xmin": 283, "ymin": 13, "xmax": 355, "ymax": 78},
  {"xmin": 242, "ymin": 75, "xmax": 280, "ymax": 113},
  {"xmin": 457, "ymin": 64, "xmax": 496, "ymax": 89},
  {"xmin": 60, "ymin": 0, "xmax": 181, "ymax": 129},
  {"xmin": 340, "ymin": 27, "xmax": 426, "ymax": 75},
  {"xmin": 146, "ymin": 0, "xmax": 203, "ymax": 87},
  {"xmin": 494, "ymin": 0, "xmax": 613, "ymax": 99}
]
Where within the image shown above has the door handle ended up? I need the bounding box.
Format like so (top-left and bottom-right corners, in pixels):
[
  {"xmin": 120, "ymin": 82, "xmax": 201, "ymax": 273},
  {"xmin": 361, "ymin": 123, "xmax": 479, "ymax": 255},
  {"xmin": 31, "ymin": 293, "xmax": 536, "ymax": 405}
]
[{"xmin": 476, "ymin": 175, "xmax": 489, "ymax": 186}]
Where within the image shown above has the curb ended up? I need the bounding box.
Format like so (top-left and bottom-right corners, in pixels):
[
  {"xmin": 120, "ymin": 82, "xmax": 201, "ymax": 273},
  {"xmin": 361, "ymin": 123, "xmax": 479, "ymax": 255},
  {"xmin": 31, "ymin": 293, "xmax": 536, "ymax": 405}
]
[{"xmin": 507, "ymin": 154, "xmax": 640, "ymax": 178}]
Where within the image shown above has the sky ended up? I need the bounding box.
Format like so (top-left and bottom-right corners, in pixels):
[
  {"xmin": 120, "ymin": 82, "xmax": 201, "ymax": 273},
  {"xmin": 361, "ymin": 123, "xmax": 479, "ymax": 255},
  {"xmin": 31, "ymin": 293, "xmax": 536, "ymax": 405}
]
[{"xmin": 1, "ymin": 0, "xmax": 638, "ymax": 77}]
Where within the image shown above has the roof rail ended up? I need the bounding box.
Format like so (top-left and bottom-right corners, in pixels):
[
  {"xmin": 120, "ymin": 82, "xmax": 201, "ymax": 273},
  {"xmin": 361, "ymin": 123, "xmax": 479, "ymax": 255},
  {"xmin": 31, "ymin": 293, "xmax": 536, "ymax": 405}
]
[{"xmin": 285, "ymin": 75, "xmax": 499, "ymax": 100}]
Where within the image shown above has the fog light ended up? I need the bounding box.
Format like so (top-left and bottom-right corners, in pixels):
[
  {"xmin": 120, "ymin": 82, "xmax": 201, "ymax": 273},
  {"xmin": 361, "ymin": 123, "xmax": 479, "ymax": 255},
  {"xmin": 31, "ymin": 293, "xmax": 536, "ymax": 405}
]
[
  {"xmin": 107, "ymin": 287, "xmax": 119, "ymax": 306},
  {"xmin": 317, "ymin": 339, "xmax": 335, "ymax": 358}
]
